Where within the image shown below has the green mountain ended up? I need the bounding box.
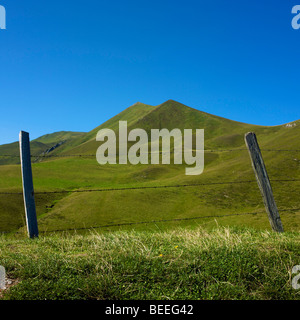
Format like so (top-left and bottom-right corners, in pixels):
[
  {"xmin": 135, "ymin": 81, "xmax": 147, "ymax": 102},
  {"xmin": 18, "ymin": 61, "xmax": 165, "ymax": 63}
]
[
  {"xmin": 47, "ymin": 99, "xmax": 300, "ymax": 156},
  {"xmin": 0, "ymin": 100, "xmax": 299, "ymax": 235},
  {"xmin": 0, "ymin": 131, "xmax": 86, "ymax": 165}
]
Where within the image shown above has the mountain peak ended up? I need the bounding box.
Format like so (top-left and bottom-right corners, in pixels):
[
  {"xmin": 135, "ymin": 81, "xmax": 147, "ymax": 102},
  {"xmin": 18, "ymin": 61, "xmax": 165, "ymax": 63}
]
[
  {"xmin": 157, "ymin": 99, "xmax": 188, "ymax": 109},
  {"xmin": 131, "ymin": 100, "xmax": 182, "ymax": 109},
  {"xmin": 160, "ymin": 99, "xmax": 180, "ymax": 105},
  {"xmin": 132, "ymin": 101, "xmax": 151, "ymax": 106},
  {"xmin": 128, "ymin": 101, "xmax": 155, "ymax": 109}
]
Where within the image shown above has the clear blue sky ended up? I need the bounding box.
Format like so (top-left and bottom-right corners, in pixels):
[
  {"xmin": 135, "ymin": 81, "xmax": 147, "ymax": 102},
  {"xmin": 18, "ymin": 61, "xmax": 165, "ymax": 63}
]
[{"xmin": 0, "ymin": 0, "xmax": 300, "ymax": 145}]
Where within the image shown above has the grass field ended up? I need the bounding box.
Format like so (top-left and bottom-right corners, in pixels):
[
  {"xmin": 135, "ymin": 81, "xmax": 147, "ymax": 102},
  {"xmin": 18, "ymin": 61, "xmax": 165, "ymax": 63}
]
[{"xmin": 0, "ymin": 226, "xmax": 299, "ymax": 300}]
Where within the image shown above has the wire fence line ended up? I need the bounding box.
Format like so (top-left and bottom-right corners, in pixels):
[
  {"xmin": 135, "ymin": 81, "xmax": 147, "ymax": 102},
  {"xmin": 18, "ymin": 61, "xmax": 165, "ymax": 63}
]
[
  {"xmin": 1, "ymin": 206, "xmax": 299, "ymax": 235},
  {"xmin": 1, "ymin": 178, "xmax": 300, "ymax": 196},
  {"xmin": 22, "ymin": 207, "xmax": 300, "ymax": 234},
  {"xmin": 1, "ymin": 211, "xmax": 264, "ymax": 235},
  {"xmin": 0, "ymin": 211, "xmax": 269, "ymax": 235},
  {"xmin": 1, "ymin": 147, "xmax": 300, "ymax": 159}
]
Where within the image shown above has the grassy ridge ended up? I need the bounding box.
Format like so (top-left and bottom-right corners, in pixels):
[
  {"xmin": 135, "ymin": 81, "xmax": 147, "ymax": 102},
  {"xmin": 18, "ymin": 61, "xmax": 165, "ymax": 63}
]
[
  {"xmin": 0, "ymin": 131, "xmax": 85, "ymax": 165},
  {"xmin": 0, "ymin": 226, "xmax": 300, "ymax": 300}
]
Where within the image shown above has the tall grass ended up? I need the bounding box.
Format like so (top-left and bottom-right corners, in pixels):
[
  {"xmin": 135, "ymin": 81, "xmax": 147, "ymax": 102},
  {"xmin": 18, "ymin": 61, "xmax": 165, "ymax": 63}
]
[{"xmin": 0, "ymin": 226, "xmax": 299, "ymax": 300}]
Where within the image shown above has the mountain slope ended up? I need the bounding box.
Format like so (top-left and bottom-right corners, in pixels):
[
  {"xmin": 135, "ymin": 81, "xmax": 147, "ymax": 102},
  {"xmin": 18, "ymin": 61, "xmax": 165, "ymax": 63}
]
[
  {"xmin": 50, "ymin": 99, "xmax": 254, "ymax": 156},
  {"xmin": 0, "ymin": 100, "xmax": 299, "ymax": 235},
  {"xmin": 0, "ymin": 131, "xmax": 86, "ymax": 165},
  {"xmin": 50, "ymin": 99, "xmax": 300, "ymax": 156}
]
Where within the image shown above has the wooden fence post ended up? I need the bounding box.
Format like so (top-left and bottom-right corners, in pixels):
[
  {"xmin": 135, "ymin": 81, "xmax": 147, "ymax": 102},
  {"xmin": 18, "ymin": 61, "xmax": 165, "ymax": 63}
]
[
  {"xmin": 245, "ymin": 132, "xmax": 284, "ymax": 232},
  {"xmin": 19, "ymin": 131, "xmax": 39, "ymax": 238}
]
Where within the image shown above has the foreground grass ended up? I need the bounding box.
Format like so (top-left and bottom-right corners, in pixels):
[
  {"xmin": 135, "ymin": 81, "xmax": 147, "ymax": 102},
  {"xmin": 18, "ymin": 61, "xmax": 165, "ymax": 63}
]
[{"xmin": 0, "ymin": 226, "xmax": 300, "ymax": 300}]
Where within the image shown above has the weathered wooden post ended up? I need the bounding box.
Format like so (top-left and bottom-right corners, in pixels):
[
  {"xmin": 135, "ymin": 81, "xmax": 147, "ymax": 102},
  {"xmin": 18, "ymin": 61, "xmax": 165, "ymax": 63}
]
[
  {"xmin": 245, "ymin": 132, "xmax": 284, "ymax": 232},
  {"xmin": 19, "ymin": 131, "xmax": 39, "ymax": 238}
]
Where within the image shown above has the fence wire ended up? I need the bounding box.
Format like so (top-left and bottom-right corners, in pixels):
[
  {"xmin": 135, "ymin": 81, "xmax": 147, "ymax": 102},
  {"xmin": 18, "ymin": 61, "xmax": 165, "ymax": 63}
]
[
  {"xmin": 25, "ymin": 207, "xmax": 300, "ymax": 234},
  {"xmin": 0, "ymin": 178, "xmax": 300, "ymax": 196},
  {"xmin": 1, "ymin": 147, "xmax": 300, "ymax": 159}
]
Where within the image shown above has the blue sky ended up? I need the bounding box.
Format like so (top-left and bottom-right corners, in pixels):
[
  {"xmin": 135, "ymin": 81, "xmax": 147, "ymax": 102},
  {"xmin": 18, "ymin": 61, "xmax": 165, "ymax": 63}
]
[{"xmin": 0, "ymin": 0, "xmax": 300, "ymax": 145}]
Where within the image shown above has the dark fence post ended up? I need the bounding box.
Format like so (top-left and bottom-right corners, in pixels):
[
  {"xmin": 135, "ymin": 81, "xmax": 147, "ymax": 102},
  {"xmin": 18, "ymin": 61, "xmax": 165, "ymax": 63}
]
[
  {"xmin": 245, "ymin": 132, "xmax": 284, "ymax": 232},
  {"xmin": 19, "ymin": 131, "xmax": 39, "ymax": 238}
]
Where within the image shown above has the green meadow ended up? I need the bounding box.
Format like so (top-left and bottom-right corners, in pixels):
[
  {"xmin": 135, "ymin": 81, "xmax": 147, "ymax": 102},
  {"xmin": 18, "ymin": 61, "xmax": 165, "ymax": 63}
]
[{"xmin": 1, "ymin": 226, "xmax": 300, "ymax": 300}]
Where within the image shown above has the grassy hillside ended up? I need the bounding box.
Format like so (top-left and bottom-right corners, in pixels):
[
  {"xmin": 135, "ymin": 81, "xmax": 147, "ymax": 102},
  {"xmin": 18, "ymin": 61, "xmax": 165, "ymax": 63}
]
[
  {"xmin": 0, "ymin": 131, "xmax": 86, "ymax": 165},
  {"xmin": 0, "ymin": 100, "xmax": 299, "ymax": 235},
  {"xmin": 0, "ymin": 226, "xmax": 299, "ymax": 300},
  {"xmin": 52, "ymin": 100, "xmax": 300, "ymax": 155},
  {"xmin": 34, "ymin": 131, "xmax": 86, "ymax": 145},
  {"xmin": 51, "ymin": 102, "xmax": 158, "ymax": 156}
]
